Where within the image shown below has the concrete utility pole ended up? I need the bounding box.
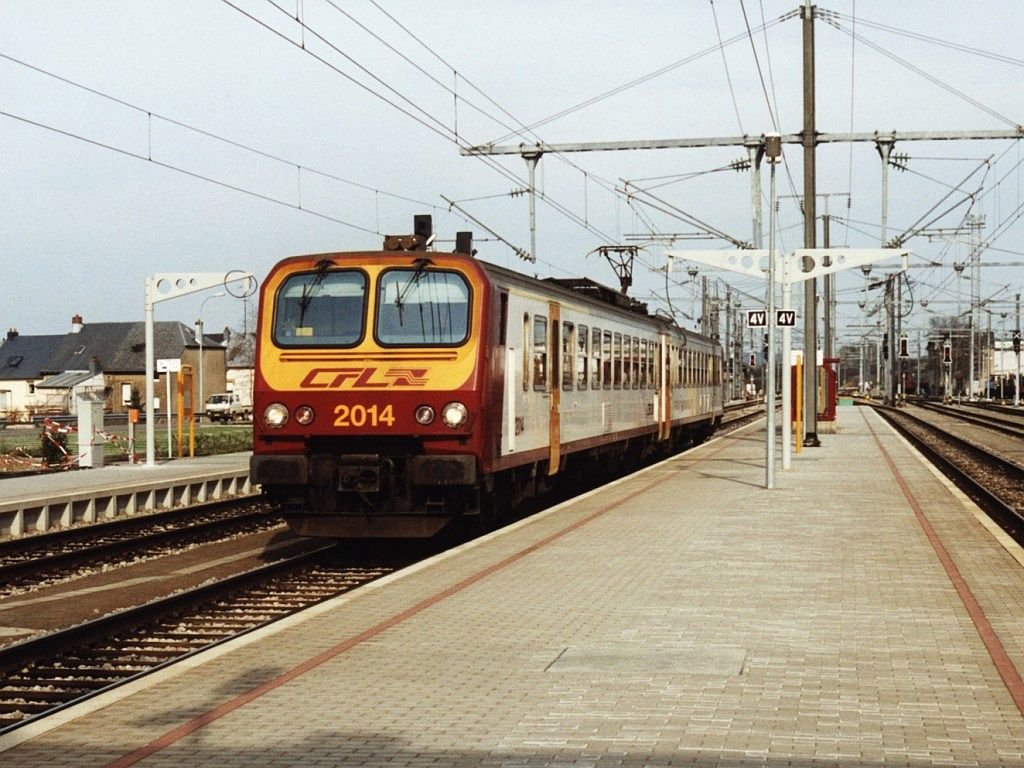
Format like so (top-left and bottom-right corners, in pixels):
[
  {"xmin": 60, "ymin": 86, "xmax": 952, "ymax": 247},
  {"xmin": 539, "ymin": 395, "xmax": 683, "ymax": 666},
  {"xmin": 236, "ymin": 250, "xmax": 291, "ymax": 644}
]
[{"xmin": 800, "ymin": 0, "xmax": 820, "ymax": 445}]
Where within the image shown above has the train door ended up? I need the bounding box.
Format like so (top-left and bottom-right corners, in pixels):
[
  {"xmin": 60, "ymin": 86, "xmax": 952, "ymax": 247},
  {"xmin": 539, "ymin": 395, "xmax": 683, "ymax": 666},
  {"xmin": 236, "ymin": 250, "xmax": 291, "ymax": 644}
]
[
  {"xmin": 658, "ymin": 333, "xmax": 672, "ymax": 441},
  {"xmin": 548, "ymin": 301, "xmax": 561, "ymax": 475}
]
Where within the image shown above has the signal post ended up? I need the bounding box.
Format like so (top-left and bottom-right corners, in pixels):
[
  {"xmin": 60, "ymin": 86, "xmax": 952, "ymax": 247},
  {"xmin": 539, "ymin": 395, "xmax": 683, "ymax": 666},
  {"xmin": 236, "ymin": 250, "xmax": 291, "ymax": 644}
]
[{"xmin": 668, "ymin": 246, "xmax": 908, "ymax": 487}]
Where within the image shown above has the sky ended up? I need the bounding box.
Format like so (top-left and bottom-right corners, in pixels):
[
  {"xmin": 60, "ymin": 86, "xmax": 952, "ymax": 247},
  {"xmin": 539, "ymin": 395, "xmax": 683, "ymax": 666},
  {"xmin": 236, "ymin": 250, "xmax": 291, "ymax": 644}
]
[{"xmin": 1, "ymin": 1, "xmax": 1022, "ymax": 353}]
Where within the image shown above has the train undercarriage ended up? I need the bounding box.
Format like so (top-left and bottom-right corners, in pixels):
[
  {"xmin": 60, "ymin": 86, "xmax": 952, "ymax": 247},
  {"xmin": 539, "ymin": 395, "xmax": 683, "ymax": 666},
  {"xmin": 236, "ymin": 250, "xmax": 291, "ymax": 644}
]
[{"xmin": 252, "ymin": 417, "xmax": 719, "ymax": 539}]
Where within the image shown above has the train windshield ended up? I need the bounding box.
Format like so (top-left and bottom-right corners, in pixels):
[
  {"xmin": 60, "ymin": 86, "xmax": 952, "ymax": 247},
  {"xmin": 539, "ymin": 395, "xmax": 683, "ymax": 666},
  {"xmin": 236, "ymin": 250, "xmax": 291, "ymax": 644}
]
[
  {"xmin": 376, "ymin": 268, "xmax": 471, "ymax": 345},
  {"xmin": 273, "ymin": 269, "xmax": 367, "ymax": 346}
]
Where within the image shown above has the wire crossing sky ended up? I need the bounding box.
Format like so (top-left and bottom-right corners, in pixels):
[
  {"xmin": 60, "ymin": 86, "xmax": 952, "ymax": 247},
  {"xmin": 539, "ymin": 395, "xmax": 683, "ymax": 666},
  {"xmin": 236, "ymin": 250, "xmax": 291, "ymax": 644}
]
[{"xmin": 1, "ymin": 1, "xmax": 1021, "ymax": 342}]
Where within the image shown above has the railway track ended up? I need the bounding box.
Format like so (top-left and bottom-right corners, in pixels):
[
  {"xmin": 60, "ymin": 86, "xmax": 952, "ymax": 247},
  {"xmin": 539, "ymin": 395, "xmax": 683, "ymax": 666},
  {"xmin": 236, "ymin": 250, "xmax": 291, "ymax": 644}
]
[
  {"xmin": 870, "ymin": 402, "xmax": 1024, "ymax": 544},
  {"xmin": 0, "ymin": 546, "xmax": 403, "ymax": 734},
  {"xmin": 916, "ymin": 400, "xmax": 1024, "ymax": 439},
  {"xmin": 0, "ymin": 502, "xmax": 283, "ymax": 597}
]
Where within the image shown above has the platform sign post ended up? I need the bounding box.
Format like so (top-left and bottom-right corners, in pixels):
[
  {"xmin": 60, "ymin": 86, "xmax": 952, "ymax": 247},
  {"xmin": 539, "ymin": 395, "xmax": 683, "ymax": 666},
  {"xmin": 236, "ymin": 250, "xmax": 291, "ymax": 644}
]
[
  {"xmin": 144, "ymin": 271, "xmax": 256, "ymax": 467},
  {"xmin": 668, "ymin": 243, "xmax": 907, "ymax": 487}
]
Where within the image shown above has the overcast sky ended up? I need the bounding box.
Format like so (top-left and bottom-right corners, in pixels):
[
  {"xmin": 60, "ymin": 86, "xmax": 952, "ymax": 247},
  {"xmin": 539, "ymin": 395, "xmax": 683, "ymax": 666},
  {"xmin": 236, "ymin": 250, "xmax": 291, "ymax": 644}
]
[{"xmin": 2, "ymin": 1, "xmax": 1022, "ymax": 346}]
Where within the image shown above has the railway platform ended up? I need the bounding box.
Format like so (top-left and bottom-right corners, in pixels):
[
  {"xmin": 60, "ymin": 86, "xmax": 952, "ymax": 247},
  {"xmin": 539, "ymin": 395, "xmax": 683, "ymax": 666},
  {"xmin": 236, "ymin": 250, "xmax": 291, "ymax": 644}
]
[
  {"xmin": 0, "ymin": 453, "xmax": 254, "ymax": 539},
  {"xmin": 3, "ymin": 404, "xmax": 1024, "ymax": 766}
]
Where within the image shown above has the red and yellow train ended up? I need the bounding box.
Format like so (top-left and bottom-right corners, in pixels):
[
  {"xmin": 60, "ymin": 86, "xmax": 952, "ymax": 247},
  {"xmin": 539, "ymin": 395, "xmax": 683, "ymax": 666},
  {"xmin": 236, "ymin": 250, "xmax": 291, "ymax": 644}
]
[{"xmin": 250, "ymin": 217, "xmax": 724, "ymax": 539}]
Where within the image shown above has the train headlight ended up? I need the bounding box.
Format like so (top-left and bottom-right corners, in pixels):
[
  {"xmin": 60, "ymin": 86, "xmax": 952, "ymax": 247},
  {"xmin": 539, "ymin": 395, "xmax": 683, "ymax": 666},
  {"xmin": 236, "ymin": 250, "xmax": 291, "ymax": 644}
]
[
  {"xmin": 263, "ymin": 403, "xmax": 289, "ymax": 428},
  {"xmin": 295, "ymin": 406, "xmax": 315, "ymax": 426},
  {"xmin": 441, "ymin": 401, "xmax": 468, "ymax": 429},
  {"xmin": 414, "ymin": 405, "xmax": 435, "ymax": 426}
]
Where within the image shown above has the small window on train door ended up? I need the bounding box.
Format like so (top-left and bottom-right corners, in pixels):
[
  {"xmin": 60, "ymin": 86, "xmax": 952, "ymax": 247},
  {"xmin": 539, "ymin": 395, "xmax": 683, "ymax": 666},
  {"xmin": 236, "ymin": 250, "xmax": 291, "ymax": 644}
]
[
  {"xmin": 562, "ymin": 321, "xmax": 574, "ymax": 391},
  {"xmin": 498, "ymin": 291, "xmax": 509, "ymax": 346},
  {"xmin": 522, "ymin": 313, "xmax": 530, "ymax": 391},
  {"xmin": 577, "ymin": 324, "xmax": 588, "ymax": 390},
  {"xmin": 532, "ymin": 315, "xmax": 548, "ymax": 391}
]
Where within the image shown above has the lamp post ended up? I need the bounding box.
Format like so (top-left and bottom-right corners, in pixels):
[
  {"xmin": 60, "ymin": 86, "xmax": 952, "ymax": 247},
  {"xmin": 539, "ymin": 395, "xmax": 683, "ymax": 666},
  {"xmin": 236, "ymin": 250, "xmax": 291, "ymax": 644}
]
[{"xmin": 196, "ymin": 292, "xmax": 224, "ymax": 422}]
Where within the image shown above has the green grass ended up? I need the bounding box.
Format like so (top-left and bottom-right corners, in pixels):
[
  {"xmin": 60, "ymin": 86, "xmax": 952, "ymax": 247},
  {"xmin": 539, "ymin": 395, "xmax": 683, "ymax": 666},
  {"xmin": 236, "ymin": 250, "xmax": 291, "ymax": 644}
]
[{"xmin": 0, "ymin": 423, "xmax": 253, "ymax": 465}]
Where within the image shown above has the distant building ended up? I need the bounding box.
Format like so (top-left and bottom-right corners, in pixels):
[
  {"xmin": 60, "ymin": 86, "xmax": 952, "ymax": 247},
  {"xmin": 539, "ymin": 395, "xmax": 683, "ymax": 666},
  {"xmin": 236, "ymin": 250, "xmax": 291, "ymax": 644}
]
[{"xmin": 0, "ymin": 315, "xmax": 248, "ymax": 421}]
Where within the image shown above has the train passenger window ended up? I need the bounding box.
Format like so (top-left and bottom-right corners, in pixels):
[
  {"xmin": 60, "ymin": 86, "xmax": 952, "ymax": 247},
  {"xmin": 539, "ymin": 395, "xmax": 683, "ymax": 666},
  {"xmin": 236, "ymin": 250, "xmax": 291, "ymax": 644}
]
[
  {"xmin": 591, "ymin": 327, "xmax": 601, "ymax": 389},
  {"xmin": 533, "ymin": 316, "xmax": 547, "ymax": 391},
  {"xmin": 632, "ymin": 337, "xmax": 641, "ymax": 389},
  {"xmin": 602, "ymin": 330, "xmax": 612, "ymax": 389},
  {"xmin": 635, "ymin": 338, "xmax": 642, "ymax": 387},
  {"xmin": 621, "ymin": 335, "xmax": 630, "ymax": 388},
  {"xmin": 274, "ymin": 269, "xmax": 367, "ymax": 347},
  {"xmin": 376, "ymin": 268, "xmax": 470, "ymax": 345},
  {"xmin": 577, "ymin": 324, "xmax": 588, "ymax": 390},
  {"xmin": 649, "ymin": 341, "xmax": 657, "ymax": 389},
  {"xmin": 562, "ymin": 322, "xmax": 574, "ymax": 391},
  {"xmin": 613, "ymin": 333, "xmax": 623, "ymax": 389}
]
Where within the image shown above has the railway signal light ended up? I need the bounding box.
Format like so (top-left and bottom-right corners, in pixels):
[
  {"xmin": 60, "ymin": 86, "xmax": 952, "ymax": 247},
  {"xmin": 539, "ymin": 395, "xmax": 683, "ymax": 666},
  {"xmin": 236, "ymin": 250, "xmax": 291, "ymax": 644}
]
[
  {"xmin": 1014, "ymin": 330, "xmax": 1021, "ymax": 354},
  {"xmin": 749, "ymin": 352, "xmax": 756, "ymax": 368},
  {"xmin": 762, "ymin": 333, "xmax": 768, "ymax": 361},
  {"xmin": 942, "ymin": 342, "xmax": 952, "ymax": 364},
  {"xmin": 898, "ymin": 335, "xmax": 909, "ymax": 358},
  {"xmin": 883, "ymin": 333, "xmax": 888, "ymax": 360}
]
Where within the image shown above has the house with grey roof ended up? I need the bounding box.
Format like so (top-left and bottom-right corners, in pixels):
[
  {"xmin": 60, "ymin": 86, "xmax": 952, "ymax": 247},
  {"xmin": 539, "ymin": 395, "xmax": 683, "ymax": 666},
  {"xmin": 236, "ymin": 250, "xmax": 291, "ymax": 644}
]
[
  {"xmin": 0, "ymin": 330, "xmax": 65, "ymax": 419},
  {"xmin": 0, "ymin": 315, "xmax": 234, "ymax": 422}
]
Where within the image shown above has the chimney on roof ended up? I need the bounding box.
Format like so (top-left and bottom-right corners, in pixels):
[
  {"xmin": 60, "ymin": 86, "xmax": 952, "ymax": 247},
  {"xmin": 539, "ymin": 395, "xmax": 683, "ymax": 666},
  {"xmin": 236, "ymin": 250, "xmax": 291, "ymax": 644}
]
[
  {"xmin": 6, "ymin": 328, "xmax": 17, "ymax": 341},
  {"xmin": 72, "ymin": 314, "xmax": 84, "ymax": 333}
]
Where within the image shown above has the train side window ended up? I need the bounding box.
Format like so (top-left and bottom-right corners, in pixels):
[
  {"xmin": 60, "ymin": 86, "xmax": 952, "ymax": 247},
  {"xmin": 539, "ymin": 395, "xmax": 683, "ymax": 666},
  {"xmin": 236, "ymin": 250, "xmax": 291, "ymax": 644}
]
[
  {"xmin": 632, "ymin": 337, "xmax": 641, "ymax": 390},
  {"xmin": 591, "ymin": 327, "xmax": 601, "ymax": 389},
  {"xmin": 628, "ymin": 335, "xmax": 637, "ymax": 388},
  {"xmin": 602, "ymin": 330, "xmax": 612, "ymax": 389},
  {"xmin": 639, "ymin": 339, "xmax": 647, "ymax": 389},
  {"xmin": 533, "ymin": 316, "xmax": 548, "ymax": 391},
  {"xmin": 621, "ymin": 334, "xmax": 630, "ymax": 389},
  {"xmin": 562, "ymin": 321, "xmax": 574, "ymax": 391},
  {"xmin": 577, "ymin": 324, "xmax": 588, "ymax": 390},
  {"xmin": 649, "ymin": 341, "xmax": 657, "ymax": 389},
  {"xmin": 613, "ymin": 333, "xmax": 623, "ymax": 389}
]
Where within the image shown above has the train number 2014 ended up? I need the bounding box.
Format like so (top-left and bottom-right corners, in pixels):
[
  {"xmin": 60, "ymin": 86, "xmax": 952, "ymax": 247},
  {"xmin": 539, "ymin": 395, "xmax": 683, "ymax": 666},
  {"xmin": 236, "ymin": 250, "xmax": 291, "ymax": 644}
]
[{"xmin": 333, "ymin": 403, "xmax": 396, "ymax": 428}]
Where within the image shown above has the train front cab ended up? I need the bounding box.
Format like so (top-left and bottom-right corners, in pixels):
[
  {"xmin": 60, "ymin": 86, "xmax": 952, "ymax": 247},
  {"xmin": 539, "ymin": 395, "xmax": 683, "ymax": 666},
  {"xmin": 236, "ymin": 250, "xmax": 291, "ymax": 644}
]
[{"xmin": 250, "ymin": 245, "xmax": 493, "ymax": 539}]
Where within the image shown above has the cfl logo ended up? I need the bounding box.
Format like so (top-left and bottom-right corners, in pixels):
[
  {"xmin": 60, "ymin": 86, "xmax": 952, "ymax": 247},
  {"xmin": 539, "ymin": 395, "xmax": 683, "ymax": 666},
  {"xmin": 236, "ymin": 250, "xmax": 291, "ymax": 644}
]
[{"xmin": 300, "ymin": 367, "xmax": 429, "ymax": 389}]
